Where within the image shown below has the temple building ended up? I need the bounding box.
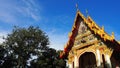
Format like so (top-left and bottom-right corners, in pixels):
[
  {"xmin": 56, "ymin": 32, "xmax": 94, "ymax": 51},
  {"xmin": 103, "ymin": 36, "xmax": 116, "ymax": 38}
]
[{"xmin": 60, "ymin": 10, "xmax": 120, "ymax": 68}]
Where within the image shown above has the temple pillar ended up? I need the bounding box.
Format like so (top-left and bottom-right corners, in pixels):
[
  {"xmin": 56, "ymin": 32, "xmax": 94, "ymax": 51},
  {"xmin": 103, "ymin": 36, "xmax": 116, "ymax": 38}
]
[
  {"xmin": 69, "ymin": 63, "xmax": 73, "ymax": 68},
  {"xmin": 74, "ymin": 55, "xmax": 79, "ymax": 68},
  {"xmin": 105, "ymin": 54, "xmax": 112, "ymax": 68},
  {"xmin": 96, "ymin": 49, "xmax": 101, "ymax": 67}
]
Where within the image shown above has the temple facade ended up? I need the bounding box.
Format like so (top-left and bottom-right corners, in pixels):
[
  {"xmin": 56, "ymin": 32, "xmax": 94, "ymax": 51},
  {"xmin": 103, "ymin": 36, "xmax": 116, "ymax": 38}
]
[{"xmin": 60, "ymin": 10, "xmax": 120, "ymax": 68}]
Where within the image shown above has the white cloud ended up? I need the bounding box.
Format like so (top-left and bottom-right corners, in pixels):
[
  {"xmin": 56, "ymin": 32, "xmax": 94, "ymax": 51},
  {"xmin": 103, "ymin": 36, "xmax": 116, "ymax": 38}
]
[
  {"xmin": 0, "ymin": 11, "xmax": 17, "ymax": 24},
  {"xmin": 0, "ymin": 0, "xmax": 41, "ymax": 24},
  {"xmin": 47, "ymin": 29, "xmax": 68, "ymax": 50},
  {"xmin": 41, "ymin": 14, "xmax": 73, "ymax": 50},
  {"xmin": 0, "ymin": 31, "xmax": 9, "ymax": 44},
  {"xmin": 21, "ymin": 0, "xmax": 41, "ymax": 21}
]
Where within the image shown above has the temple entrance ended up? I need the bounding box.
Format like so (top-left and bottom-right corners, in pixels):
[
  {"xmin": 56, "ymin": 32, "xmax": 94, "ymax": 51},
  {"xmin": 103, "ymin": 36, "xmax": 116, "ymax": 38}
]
[{"xmin": 79, "ymin": 52, "xmax": 96, "ymax": 68}]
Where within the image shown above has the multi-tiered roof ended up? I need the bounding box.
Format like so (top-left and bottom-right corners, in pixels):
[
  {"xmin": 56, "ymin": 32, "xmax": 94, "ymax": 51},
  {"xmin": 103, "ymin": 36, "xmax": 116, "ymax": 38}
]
[{"xmin": 60, "ymin": 10, "xmax": 120, "ymax": 59}]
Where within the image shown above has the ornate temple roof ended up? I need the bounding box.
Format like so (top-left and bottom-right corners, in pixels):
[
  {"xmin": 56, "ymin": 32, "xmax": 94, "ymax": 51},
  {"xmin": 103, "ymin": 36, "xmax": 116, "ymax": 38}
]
[
  {"xmin": 60, "ymin": 10, "xmax": 120, "ymax": 59},
  {"xmin": 118, "ymin": 41, "xmax": 120, "ymax": 44}
]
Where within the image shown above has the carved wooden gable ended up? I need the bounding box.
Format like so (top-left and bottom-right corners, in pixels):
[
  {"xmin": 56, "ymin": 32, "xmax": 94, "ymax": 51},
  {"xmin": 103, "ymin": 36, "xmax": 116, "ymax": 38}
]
[
  {"xmin": 73, "ymin": 20, "xmax": 105, "ymax": 48},
  {"xmin": 78, "ymin": 21, "xmax": 87, "ymax": 34}
]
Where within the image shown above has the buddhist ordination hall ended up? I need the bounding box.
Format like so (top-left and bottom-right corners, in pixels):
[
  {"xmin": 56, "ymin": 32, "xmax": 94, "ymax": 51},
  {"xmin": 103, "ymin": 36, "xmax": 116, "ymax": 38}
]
[{"xmin": 60, "ymin": 10, "xmax": 120, "ymax": 68}]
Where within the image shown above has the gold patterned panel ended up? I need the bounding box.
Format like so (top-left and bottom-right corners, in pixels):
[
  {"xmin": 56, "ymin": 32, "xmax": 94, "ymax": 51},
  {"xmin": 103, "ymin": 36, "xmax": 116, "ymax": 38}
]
[{"xmin": 97, "ymin": 45, "xmax": 113, "ymax": 57}]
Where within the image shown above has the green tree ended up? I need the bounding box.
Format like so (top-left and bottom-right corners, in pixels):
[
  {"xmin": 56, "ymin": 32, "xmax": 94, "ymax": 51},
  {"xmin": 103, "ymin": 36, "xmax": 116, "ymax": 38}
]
[
  {"xmin": 0, "ymin": 26, "xmax": 67, "ymax": 68},
  {"xmin": 0, "ymin": 44, "xmax": 6, "ymax": 67},
  {"xmin": 30, "ymin": 49, "xmax": 66, "ymax": 68},
  {"xmin": 0, "ymin": 43, "xmax": 18, "ymax": 68},
  {"xmin": 3, "ymin": 26, "xmax": 49, "ymax": 68},
  {"xmin": 54, "ymin": 50, "xmax": 66, "ymax": 68}
]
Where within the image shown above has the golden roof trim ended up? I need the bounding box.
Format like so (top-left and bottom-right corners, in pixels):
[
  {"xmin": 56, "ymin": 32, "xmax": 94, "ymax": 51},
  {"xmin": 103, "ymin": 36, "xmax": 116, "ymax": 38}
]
[{"xmin": 60, "ymin": 10, "xmax": 116, "ymax": 58}]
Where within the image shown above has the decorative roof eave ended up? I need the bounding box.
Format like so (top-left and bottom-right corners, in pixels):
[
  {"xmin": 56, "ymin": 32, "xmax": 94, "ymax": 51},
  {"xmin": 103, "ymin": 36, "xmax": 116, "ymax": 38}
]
[
  {"xmin": 86, "ymin": 16, "xmax": 115, "ymax": 41},
  {"xmin": 118, "ymin": 41, "xmax": 120, "ymax": 44},
  {"xmin": 60, "ymin": 11, "xmax": 84, "ymax": 58},
  {"xmin": 60, "ymin": 10, "xmax": 119, "ymax": 59}
]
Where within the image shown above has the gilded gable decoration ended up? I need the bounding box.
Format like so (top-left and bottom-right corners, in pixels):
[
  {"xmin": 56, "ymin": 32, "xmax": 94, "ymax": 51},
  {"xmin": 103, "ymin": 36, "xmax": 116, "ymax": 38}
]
[{"xmin": 60, "ymin": 10, "xmax": 120, "ymax": 68}]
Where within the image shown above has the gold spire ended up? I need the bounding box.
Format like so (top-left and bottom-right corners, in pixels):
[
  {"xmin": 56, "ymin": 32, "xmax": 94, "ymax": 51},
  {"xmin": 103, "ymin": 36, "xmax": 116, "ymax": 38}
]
[
  {"xmin": 102, "ymin": 26, "xmax": 104, "ymax": 31},
  {"xmin": 76, "ymin": 3, "xmax": 79, "ymax": 11},
  {"xmin": 111, "ymin": 32, "xmax": 114, "ymax": 39},
  {"xmin": 86, "ymin": 9, "xmax": 89, "ymax": 17},
  {"xmin": 118, "ymin": 41, "xmax": 120, "ymax": 44}
]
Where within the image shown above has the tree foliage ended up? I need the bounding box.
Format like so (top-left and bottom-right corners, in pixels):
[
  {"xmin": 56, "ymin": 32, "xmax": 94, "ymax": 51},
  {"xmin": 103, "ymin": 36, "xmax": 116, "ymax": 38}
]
[
  {"xmin": 0, "ymin": 26, "xmax": 66, "ymax": 68},
  {"xmin": 30, "ymin": 48, "xmax": 66, "ymax": 68}
]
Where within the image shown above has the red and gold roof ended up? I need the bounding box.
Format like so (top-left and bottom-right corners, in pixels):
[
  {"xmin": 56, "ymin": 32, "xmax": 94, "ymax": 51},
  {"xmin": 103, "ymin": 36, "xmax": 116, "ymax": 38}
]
[{"xmin": 60, "ymin": 10, "xmax": 120, "ymax": 59}]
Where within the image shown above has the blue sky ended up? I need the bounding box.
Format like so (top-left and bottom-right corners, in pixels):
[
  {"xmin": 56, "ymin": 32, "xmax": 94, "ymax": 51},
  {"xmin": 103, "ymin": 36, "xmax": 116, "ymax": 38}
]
[{"xmin": 0, "ymin": 0, "xmax": 120, "ymax": 50}]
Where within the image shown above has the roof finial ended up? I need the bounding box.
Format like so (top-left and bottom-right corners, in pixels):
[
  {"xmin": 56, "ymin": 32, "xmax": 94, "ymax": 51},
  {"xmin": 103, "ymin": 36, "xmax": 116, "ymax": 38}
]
[
  {"xmin": 86, "ymin": 9, "xmax": 89, "ymax": 17},
  {"xmin": 102, "ymin": 26, "xmax": 104, "ymax": 31},
  {"xmin": 111, "ymin": 32, "xmax": 114, "ymax": 39},
  {"xmin": 76, "ymin": 3, "xmax": 79, "ymax": 11}
]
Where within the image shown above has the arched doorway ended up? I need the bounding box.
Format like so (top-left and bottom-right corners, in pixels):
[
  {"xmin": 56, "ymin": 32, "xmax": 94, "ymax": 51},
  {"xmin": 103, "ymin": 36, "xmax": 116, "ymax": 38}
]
[{"xmin": 79, "ymin": 52, "xmax": 96, "ymax": 68}]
